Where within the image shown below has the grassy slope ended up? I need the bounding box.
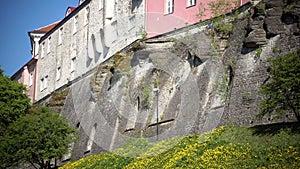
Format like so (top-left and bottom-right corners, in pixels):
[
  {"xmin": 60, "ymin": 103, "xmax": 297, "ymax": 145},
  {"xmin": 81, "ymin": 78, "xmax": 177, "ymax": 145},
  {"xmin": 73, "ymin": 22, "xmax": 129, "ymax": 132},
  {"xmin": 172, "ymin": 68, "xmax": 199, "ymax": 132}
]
[{"xmin": 60, "ymin": 123, "xmax": 300, "ymax": 169}]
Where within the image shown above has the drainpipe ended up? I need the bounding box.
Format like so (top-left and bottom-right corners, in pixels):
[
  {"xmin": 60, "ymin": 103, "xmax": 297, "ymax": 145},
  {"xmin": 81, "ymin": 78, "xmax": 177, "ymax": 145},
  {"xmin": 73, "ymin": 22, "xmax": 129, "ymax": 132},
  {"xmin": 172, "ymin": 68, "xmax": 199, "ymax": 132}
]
[
  {"xmin": 32, "ymin": 60, "xmax": 37, "ymax": 103},
  {"xmin": 144, "ymin": 0, "xmax": 147, "ymax": 37}
]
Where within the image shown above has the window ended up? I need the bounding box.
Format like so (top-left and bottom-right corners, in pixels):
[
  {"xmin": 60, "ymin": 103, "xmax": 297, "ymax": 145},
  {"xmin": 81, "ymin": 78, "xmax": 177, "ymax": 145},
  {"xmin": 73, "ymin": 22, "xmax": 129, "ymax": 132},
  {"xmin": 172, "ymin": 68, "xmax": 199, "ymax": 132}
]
[
  {"xmin": 29, "ymin": 72, "xmax": 33, "ymax": 86},
  {"xmin": 40, "ymin": 75, "xmax": 48, "ymax": 91},
  {"xmin": 66, "ymin": 8, "xmax": 72, "ymax": 16},
  {"xmin": 99, "ymin": 0, "xmax": 103, "ymax": 10},
  {"xmin": 44, "ymin": 75, "xmax": 48, "ymax": 89},
  {"xmin": 73, "ymin": 15, "xmax": 78, "ymax": 34},
  {"xmin": 41, "ymin": 42, "xmax": 45, "ymax": 58},
  {"xmin": 84, "ymin": 7, "xmax": 90, "ymax": 25},
  {"xmin": 40, "ymin": 78, "xmax": 44, "ymax": 91},
  {"xmin": 165, "ymin": 0, "xmax": 174, "ymax": 14},
  {"xmin": 71, "ymin": 57, "xmax": 76, "ymax": 78},
  {"xmin": 187, "ymin": 0, "xmax": 196, "ymax": 7},
  {"xmin": 105, "ymin": 0, "xmax": 115, "ymax": 19},
  {"xmin": 47, "ymin": 37, "xmax": 51, "ymax": 53},
  {"xmin": 128, "ymin": 15, "xmax": 136, "ymax": 30},
  {"xmin": 56, "ymin": 67, "xmax": 61, "ymax": 81},
  {"xmin": 58, "ymin": 27, "xmax": 63, "ymax": 45},
  {"xmin": 131, "ymin": 0, "xmax": 141, "ymax": 13}
]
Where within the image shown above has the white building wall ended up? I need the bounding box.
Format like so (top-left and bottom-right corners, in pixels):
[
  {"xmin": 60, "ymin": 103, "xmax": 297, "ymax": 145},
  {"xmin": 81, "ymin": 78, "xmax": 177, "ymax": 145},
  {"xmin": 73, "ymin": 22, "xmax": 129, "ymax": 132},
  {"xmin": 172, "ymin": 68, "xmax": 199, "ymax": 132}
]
[{"xmin": 35, "ymin": 0, "xmax": 146, "ymax": 101}]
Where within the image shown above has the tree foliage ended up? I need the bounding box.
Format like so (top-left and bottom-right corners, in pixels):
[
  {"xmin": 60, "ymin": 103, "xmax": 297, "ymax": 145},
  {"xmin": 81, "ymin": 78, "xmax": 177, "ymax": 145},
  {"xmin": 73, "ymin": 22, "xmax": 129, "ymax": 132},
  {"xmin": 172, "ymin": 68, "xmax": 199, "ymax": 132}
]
[
  {"xmin": 259, "ymin": 49, "xmax": 300, "ymax": 121},
  {"xmin": 0, "ymin": 67, "xmax": 30, "ymax": 134},
  {"xmin": 197, "ymin": 0, "xmax": 239, "ymax": 19},
  {"xmin": 208, "ymin": 0, "xmax": 239, "ymax": 17},
  {"xmin": 0, "ymin": 107, "xmax": 78, "ymax": 169}
]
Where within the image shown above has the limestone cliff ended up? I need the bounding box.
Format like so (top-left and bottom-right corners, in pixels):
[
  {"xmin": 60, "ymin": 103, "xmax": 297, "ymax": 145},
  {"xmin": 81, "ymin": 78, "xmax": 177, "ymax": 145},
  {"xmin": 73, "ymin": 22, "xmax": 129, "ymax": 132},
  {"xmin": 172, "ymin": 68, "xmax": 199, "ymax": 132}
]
[{"xmin": 42, "ymin": 0, "xmax": 299, "ymax": 162}]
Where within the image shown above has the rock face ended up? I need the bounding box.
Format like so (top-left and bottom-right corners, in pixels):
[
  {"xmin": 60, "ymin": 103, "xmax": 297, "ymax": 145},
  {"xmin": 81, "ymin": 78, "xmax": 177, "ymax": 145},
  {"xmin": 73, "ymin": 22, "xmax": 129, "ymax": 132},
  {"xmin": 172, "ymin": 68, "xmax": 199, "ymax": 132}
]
[
  {"xmin": 221, "ymin": 0, "xmax": 300, "ymax": 126},
  {"xmin": 61, "ymin": 30, "xmax": 225, "ymax": 160},
  {"xmin": 43, "ymin": 0, "xmax": 299, "ymax": 163}
]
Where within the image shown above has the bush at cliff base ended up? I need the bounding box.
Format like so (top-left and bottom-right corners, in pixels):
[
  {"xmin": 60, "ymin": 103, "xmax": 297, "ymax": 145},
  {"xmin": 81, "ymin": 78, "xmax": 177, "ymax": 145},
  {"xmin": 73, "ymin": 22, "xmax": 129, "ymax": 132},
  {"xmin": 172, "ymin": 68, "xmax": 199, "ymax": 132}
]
[{"xmin": 60, "ymin": 125, "xmax": 300, "ymax": 169}]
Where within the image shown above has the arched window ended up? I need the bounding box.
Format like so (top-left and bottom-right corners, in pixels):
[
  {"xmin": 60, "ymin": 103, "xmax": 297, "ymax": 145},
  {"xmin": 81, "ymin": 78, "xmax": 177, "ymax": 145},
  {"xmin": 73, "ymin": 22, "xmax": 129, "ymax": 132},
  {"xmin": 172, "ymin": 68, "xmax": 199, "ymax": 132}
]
[{"xmin": 84, "ymin": 6, "xmax": 90, "ymax": 25}]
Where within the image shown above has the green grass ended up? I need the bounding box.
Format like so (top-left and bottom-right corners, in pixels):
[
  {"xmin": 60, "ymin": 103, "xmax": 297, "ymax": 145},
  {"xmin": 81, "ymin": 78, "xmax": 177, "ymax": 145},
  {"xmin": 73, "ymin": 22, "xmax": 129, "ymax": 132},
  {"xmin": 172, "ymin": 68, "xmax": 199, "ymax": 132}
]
[{"xmin": 60, "ymin": 123, "xmax": 300, "ymax": 169}]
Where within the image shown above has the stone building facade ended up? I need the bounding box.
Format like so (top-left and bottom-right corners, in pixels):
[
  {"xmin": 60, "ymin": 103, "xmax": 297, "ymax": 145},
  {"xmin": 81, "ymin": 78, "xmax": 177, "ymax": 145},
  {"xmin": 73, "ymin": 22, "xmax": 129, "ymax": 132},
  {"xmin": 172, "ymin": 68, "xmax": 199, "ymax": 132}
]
[
  {"xmin": 35, "ymin": 0, "xmax": 145, "ymax": 101},
  {"xmin": 11, "ymin": 22, "xmax": 58, "ymax": 103}
]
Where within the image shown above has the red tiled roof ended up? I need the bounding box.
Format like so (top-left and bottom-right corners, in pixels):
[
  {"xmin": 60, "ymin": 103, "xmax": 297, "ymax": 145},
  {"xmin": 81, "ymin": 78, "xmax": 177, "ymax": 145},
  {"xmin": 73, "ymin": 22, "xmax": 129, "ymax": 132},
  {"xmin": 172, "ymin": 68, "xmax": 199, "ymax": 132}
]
[
  {"xmin": 66, "ymin": 7, "xmax": 76, "ymax": 16},
  {"xmin": 68, "ymin": 7, "xmax": 76, "ymax": 12},
  {"xmin": 31, "ymin": 21, "xmax": 60, "ymax": 33}
]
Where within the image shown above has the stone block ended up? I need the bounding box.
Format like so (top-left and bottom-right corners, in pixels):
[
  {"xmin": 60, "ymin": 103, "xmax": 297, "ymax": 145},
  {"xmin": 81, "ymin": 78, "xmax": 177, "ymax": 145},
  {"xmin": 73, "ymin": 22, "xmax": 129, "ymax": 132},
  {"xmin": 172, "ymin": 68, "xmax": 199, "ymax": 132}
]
[
  {"xmin": 265, "ymin": 0, "xmax": 283, "ymax": 9},
  {"xmin": 249, "ymin": 19, "xmax": 264, "ymax": 30},
  {"xmin": 264, "ymin": 16, "xmax": 285, "ymax": 35},
  {"xmin": 244, "ymin": 29, "xmax": 267, "ymax": 47},
  {"xmin": 266, "ymin": 7, "xmax": 283, "ymax": 16}
]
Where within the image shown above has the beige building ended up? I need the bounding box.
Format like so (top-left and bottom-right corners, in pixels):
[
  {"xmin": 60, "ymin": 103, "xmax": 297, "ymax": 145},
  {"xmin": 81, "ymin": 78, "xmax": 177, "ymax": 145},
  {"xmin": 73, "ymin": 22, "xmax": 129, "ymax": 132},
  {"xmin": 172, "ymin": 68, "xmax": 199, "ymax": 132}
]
[{"xmin": 35, "ymin": 0, "xmax": 145, "ymax": 101}]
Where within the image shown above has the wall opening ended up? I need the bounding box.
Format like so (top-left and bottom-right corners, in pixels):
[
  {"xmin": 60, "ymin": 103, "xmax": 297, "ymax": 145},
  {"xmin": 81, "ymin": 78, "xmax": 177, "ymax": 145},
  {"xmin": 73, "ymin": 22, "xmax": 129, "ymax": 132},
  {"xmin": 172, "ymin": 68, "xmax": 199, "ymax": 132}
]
[
  {"xmin": 137, "ymin": 96, "xmax": 140, "ymax": 111},
  {"xmin": 85, "ymin": 123, "xmax": 97, "ymax": 154}
]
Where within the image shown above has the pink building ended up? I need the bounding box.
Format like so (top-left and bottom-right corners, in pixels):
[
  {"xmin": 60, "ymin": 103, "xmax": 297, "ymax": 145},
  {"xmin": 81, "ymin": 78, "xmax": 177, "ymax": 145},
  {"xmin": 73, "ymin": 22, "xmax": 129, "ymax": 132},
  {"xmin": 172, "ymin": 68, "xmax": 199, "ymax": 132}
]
[
  {"xmin": 11, "ymin": 58, "xmax": 37, "ymax": 103},
  {"xmin": 146, "ymin": 0, "xmax": 251, "ymax": 37}
]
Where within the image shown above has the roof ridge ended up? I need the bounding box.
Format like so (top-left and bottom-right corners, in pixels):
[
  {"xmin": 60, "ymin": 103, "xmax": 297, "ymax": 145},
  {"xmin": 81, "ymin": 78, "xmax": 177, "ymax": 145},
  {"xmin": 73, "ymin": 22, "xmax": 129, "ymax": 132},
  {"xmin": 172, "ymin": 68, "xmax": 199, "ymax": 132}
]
[{"xmin": 34, "ymin": 20, "xmax": 61, "ymax": 32}]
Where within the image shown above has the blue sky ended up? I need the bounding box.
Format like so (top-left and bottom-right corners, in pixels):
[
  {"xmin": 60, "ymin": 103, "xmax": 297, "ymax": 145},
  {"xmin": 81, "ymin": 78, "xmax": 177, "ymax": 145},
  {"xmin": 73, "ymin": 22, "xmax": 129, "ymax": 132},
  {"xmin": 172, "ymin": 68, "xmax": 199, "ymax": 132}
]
[{"xmin": 0, "ymin": 0, "xmax": 78, "ymax": 77}]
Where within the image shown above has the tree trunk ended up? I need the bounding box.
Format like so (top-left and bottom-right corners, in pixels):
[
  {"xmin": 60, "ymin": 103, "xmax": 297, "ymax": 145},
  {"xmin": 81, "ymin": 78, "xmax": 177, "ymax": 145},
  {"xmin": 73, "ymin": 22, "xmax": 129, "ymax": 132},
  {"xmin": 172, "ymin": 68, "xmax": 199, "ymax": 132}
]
[{"xmin": 295, "ymin": 112, "xmax": 300, "ymax": 122}]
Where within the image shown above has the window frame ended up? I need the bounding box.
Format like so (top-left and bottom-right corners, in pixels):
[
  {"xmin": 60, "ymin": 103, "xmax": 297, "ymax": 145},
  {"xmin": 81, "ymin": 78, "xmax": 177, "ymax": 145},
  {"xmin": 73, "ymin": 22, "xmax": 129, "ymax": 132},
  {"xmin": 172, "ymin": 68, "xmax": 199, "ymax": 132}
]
[
  {"xmin": 58, "ymin": 27, "xmax": 63, "ymax": 45},
  {"xmin": 73, "ymin": 15, "xmax": 78, "ymax": 34},
  {"xmin": 71, "ymin": 57, "xmax": 76, "ymax": 73},
  {"xmin": 40, "ymin": 78, "xmax": 44, "ymax": 91},
  {"xmin": 44, "ymin": 75, "xmax": 48, "ymax": 89},
  {"xmin": 56, "ymin": 67, "xmax": 61, "ymax": 81},
  {"xmin": 84, "ymin": 6, "xmax": 90, "ymax": 25},
  {"xmin": 41, "ymin": 42, "xmax": 45, "ymax": 58},
  {"xmin": 29, "ymin": 72, "xmax": 33, "ymax": 87},
  {"xmin": 99, "ymin": 0, "xmax": 103, "ymax": 10},
  {"xmin": 71, "ymin": 57, "xmax": 76, "ymax": 78},
  {"xmin": 47, "ymin": 37, "xmax": 51, "ymax": 54},
  {"xmin": 187, "ymin": 0, "xmax": 196, "ymax": 7},
  {"xmin": 165, "ymin": 0, "xmax": 174, "ymax": 14},
  {"xmin": 128, "ymin": 15, "xmax": 136, "ymax": 30}
]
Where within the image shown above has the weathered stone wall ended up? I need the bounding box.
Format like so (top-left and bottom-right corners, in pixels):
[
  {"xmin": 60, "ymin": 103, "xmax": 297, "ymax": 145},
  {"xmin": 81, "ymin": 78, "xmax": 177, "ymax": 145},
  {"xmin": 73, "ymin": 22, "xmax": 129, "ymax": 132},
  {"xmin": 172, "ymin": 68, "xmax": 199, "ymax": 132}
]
[
  {"xmin": 39, "ymin": 0, "xmax": 299, "ymax": 163},
  {"xmin": 220, "ymin": 0, "xmax": 300, "ymax": 126},
  {"xmin": 57, "ymin": 26, "xmax": 223, "ymax": 162}
]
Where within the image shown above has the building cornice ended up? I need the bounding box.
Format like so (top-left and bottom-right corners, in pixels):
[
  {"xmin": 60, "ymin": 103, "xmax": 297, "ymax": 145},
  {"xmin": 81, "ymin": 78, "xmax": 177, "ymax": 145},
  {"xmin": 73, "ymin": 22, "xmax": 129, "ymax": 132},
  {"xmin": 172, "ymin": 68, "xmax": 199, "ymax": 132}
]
[{"xmin": 11, "ymin": 58, "xmax": 37, "ymax": 80}]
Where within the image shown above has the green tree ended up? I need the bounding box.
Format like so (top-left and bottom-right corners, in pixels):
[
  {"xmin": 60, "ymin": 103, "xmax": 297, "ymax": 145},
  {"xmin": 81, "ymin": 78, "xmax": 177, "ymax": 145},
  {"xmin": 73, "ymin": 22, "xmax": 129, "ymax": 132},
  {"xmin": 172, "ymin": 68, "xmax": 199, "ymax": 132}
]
[
  {"xmin": 259, "ymin": 50, "xmax": 300, "ymax": 121},
  {"xmin": 0, "ymin": 67, "xmax": 30, "ymax": 134},
  {"xmin": 208, "ymin": 0, "xmax": 239, "ymax": 17},
  {"xmin": 0, "ymin": 106, "xmax": 78, "ymax": 169},
  {"xmin": 197, "ymin": 0, "xmax": 239, "ymax": 19}
]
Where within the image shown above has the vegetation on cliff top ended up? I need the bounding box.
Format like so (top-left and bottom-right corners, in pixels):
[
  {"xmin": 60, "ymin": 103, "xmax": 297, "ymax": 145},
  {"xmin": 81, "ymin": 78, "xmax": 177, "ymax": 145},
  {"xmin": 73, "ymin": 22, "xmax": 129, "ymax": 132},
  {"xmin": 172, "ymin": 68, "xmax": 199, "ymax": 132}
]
[
  {"xmin": 259, "ymin": 49, "xmax": 300, "ymax": 121},
  {"xmin": 60, "ymin": 123, "xmax": 300, "ymax": 169}
]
